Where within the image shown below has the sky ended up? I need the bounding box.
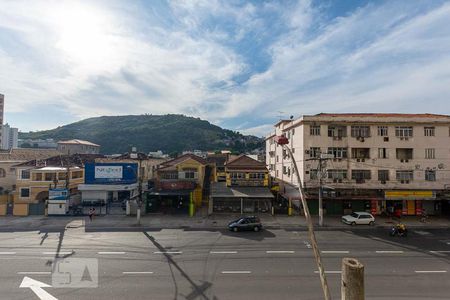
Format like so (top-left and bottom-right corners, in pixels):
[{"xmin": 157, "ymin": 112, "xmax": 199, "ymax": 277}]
[{"xmin": 1, "ymin": 0, "xmax": 450, "ymax": 137}]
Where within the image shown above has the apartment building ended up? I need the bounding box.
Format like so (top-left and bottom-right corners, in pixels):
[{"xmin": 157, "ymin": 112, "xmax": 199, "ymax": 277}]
[
  {"xmin": 1, "ymin": 123, "xmax": 19, "ymax": 150},
  {"xmin": 266, "ymin": 113, "xmax": 450, "ymax": 216},
  {"xmin": 57, "ymin": 139, "xmax": 100, "ymax": 155}
]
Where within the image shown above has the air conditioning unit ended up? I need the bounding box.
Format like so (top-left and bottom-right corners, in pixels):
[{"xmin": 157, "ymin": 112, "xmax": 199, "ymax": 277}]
[
  {"xmin": 360, "ymin": 137, "xmax": 365, "ymax": 142},
  {"xmin": 400, "ymin": 137, "xmax": 404, "ymax": 140},
  {"xmin": 333, "ymin": 179, "xmax": 338, "ymax": 183},
  {"xmin": 384, "ymin": 137, "xmax": 389, "ymax": 142},
  {"xmin": 405, "ymin": 137, "xmax": 409, "ymax": 141},
  {"xmin": 333, "ymin": 136, "xmax": 338, "ymax": 140},
  {"xmin": 338, "ymin": 158, "xmax": 342, "ymax": 162},
  {"xmin": 357, "ymin": 159, "xmax": 361, "ymax": 162},
  {"xmin": 405, "ymin": 159, "xmax": 409, "ymax": 163},
  {"xmin": 405, "ymin": 180, "xmax": 410, "ymax": 184},
  {"xmin": 401, "ymin": 180, "xmax": 405, "ymax": 184},
  {"xmin": 361, "ymin": 159, "xmax": 366, "ymax": 162},
  {"xmin": 338, "ymin": 179, "xmax": 343, "ymax": 183},
  {"xmin": 305, "ymin": 150, "xmax": 310, "ymax": 155},
  {"xmin": 400, "ymin": 159, "xmax": 404, "ymax": 163},
  {"xmin": 381, "ymin": 180, "xmax": 386, "ymax": 184},
  {"xmin": 356, "ymin": 179, "xmax": 365, "ymax": 184}
]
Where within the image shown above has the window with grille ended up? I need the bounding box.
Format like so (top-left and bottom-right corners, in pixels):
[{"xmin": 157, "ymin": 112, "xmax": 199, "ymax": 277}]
[
  {"xmin": 424, "ymin": 127, "xmax": 435, "ymax": 137},
  {"xmin": 20, "ymin": 188, "xmax": 30, "ymax": 198},
  {"xmin": 21, "ymin": 170, "xmax": 31, "ymax": 179},
  {"xmin": 328, "ymin": 125, "xmax": 347, "ymax": 137},
  {"xmin": 310, "ymin": 169, "xmax": 318, "ymax": 180},
  {"xmin": 351, "ymin": 126, "xmax": 370, "ymax": 138},
  {"xmin": 395, "ymin": 126, "xmax": 413, "ymax": 137},
  {"xmin": 377, "ymin": 126, "xmax": 388, "ymax": 136},
  {"xmin": 425, "ymin": 148, "xmax": 435, "ymax": 159},
  {"xmin": 351, "ymin": 170, "xmax": 371, "ymax": 180},
  {"xmin": 378, "ymin": 148, "xmax": 388, "ymax": 159},
  {"xmin": 310, "ymin": 147, "xmax": 321, "ymax": 158},
  {"xmin": 310, "ymin": 125, "xmax": 321, "ymax": 136},
  {"xmin": 231, "ymin": 172, "xmax": 245, "ymax": 179},
  {"xmin": 328, "ymin": 147, "xmax": 347, "ymax": 158},
  {"xmin": 327, "ymin": 169, "xmax": 347, "ymax": 179},
  {"xmin": 396, "ymin": 170, "xmax": 414, "ymax": 181}
]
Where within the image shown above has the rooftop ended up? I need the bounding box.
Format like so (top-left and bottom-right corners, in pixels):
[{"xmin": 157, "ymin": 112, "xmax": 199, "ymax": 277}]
[
  {"xmin": 57, "ymin": 139, "xmax": 100, "ymax": 147},
  {"xmin": 0, "ymin": 148, "xmax": 62, "ymax": 162},
  {"xmin": 313, "ymin": 113, "xmax": 450, "ymax": 119}
]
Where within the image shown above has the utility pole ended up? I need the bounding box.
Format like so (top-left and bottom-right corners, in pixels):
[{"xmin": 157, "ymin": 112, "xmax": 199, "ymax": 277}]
[
  {"xmin": 275, "ymin": 136, "xmax": 331, "ymax": 300},
  {"xmin": 307, "ymin": 153, "xmax": 333, "ymax": 227},
  {"xmin": 137, "ymin": 158, "xmax": 143, "ymax": 226}
]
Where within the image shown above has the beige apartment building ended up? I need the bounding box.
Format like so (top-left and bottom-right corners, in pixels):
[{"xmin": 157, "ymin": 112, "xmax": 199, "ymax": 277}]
[
  {"xmin": 266, "ymin": 113, "xmax": 450, "ymax": 216},
  {"xmin": 57, "ymin": 139, "xmax": 100, "ymax": 155}
]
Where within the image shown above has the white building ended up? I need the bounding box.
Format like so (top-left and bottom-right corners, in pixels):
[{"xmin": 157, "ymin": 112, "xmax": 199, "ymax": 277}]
[
  {"xmin": 266, "ymin": 113, "xmax": 450, "ymax": 216},
  {"xmin": 1, "ymin": 124, "xmax": 18, "ymax": 150}
]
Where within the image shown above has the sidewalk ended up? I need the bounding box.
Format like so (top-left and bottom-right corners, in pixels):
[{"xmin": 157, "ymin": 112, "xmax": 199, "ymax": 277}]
[{"xmin": 0, "ymin": 214, "xmax": 448, "ymax": 232}]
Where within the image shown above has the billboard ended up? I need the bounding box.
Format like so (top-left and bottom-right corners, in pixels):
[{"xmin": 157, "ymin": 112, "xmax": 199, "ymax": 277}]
[
  {"xmin": 85, "ymin": 163, "xmax": 138, "ymax": 185},
  {"xmin": 49, "ymin": 188, "xmax": 68, "ymax": 200}
]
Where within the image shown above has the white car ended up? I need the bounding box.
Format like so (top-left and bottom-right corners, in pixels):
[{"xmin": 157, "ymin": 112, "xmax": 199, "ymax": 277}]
[{"xmin": 342, "ymin": 212, "xmax": 375, "ymax": 226}]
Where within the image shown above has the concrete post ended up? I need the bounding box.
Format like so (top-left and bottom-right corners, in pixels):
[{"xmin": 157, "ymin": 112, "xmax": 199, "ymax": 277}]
[{"xmin": 341, "ymin": 258, "xmax": 364, "ymax": 300}]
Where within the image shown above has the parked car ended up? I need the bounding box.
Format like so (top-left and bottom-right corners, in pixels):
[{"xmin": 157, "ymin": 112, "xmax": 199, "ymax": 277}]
[
  {"xmin": 342, "ymin": 212, "xmax": 375, "ymax": 226},
  {"xmin": 228, "ymin": 216, "xmax": 263, "ymax": 232}
]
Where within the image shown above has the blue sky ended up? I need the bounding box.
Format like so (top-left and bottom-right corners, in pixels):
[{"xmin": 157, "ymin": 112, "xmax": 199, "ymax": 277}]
[{"xmin": 1, "ymin": 0, "xmax": 450, "ymax": 137}]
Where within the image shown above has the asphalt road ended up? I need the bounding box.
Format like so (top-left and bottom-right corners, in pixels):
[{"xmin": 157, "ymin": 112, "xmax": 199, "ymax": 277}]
[{"xmin": 0, "ymin": 226, "xmax": 449, "ymax": 300}]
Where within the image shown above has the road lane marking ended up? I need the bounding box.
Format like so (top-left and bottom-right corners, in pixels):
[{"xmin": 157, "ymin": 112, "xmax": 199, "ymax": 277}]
[
  {"xmin": 430, "ymin": 251, "xmax": 450, "ymax": 254},
  {"xmin": 210, "ymin": 251, "xmax": 238, "ymax": 254},
  {"xmin": 376, "ymin": 251, "xmax": 404, "ymax": 254},
  {"xmin": 17, "ymin": 272, "xmax": 51, "ymax": 275},
  {"xmin": 266, "ymin": 251, "xmax": 295, "ymax": 254},
  {"xmin": 221, "ymin": 271, "xmax": 251, "ymax": 274},
  {"xmin": 314, "ymin": 271, "xmax": 342, "ymax": 274},
  {"xmin": 123, "ymin": 272, "xmax": 154, "ymax": 275},
  {"xmin": 0, "ymin": 252, "xmax": 16, "ymax": 255},
  {"xmin": 154, "ymin": 251, "xmax": 182, "ymax": 254},
  {"xmin": 415, "ymin": 270, "xmax": 447, "ymax": 273},
  {"xmin": 97, "ymin": 252, "xmax": 126, "ymax": 255},
  {"xmin": 321, "ymin": 251, "xmax": 349, "ymax": 254},
  {"xmin": 42, "ymin": 251, "xmax": 73, "ymax": 255}
]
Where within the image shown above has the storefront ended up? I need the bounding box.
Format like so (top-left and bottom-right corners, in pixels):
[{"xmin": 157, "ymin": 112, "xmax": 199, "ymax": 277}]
[
  {"xmin": 382, "ymin": 190, "xmax": 438, "ymax": 216},
  {"xmin": 210, "ymin": 182, "xmax": 273, "ymax": 214}
]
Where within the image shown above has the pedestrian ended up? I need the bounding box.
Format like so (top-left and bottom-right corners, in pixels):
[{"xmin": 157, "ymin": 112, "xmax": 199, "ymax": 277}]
[{"xmin": 88, "ymin": 208, "xmax": 94, "ymax": 222}]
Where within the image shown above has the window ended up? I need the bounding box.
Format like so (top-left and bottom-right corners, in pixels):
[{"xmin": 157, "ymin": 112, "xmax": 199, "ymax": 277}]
[
  {"xmin": 58, "ymin": 173, "xmax": 67, "ymax": 180},
  {"xmin": 0, "ymin": 168, "xmax": 5, "ymax": 178},
  {"xmin": 378, "ymin": 126, "xmax": 388, "ymax": 136},
  {"xmin": 310, "ymin": 125, "xmax": 321, "ymax": 136},
  {"xmin": 327, "ymin": 169, "xmax": 347, "ymax": 180},
  {"xmin": 161, "ymin": 172, "xmax": 178, "ymax": 179},
  {"xmin": 292, "ymin": 129, "xmax": 295, "ymax": 136},
  {"xmin": 396, "ymin": 148, "xmax": 413, "ymax": 160},
  {"xmin": 21, "ymin": 170, "xmax": 31, "ymax": 179},
  {"xmin": 310, "ymin": 169, "xmax": 318, "ymax": 180},
  {"xmin": 283, "ymin": 166, "xmax": 287, "ymax": 175},
  {"xmin": 184, "ymin": 171, "xmax": 195, "ymax": 179},
  {"xmin": 378, "ymin": 170, "xmax": 389, "ymax": 181},
  {"xmin": 378, "ymin": 148, "xmax": 388, "ymax": 159},
  {"xmin": 249, "ymin": 173, "xmax": 265, "ymax": 179},
  {"xmin": 327, "ymin": 147, "xmax": 348, "ymax": 158},
  {"xmin": 230, "ymin": 172, "xmax": 245, "ymax": 179},
  {"xmin": 35, "ymin": 173, "xmax": 43, "ymax": 181},
  {"xmin": 276, "ymin": 155, "xmax": 279, "ymax": 163},
  {"xmin": 328, "ymin": 125, "xmax": 347, "ymax": 137},
  {"xmin": 425, "ymin": 170, "xmax": 436, "ymax": 181},
  {"xmin": 72, "ymin": 171, "xmax": 83, "ymax": 179},
  {"xmin": 351, "ymin": 170, "xmax": 371, "ymax": 181},
  {"xmin": 425, "ymin": 148, "xmax": 435, "ymax": 159},
  {"xmin": 351, "ymin": 126, "xmax": 370, "ymax": 138},
  {"xmin": 310, "ymin": 147, "xmax": 321, "ymax": 158},
  {"xmin": 45, "ymin": 173, "xmax": 55, "ymax": 181},
  {"xmin": 351, "ymin": 148, "xmax": 370, "ymax": 159},
  {"xmin": 396, "ymin": 170, "xmax": 414, "ymax": 181},
  {"xmin": 20, "ymin": 188, "xmax": 30, "ymax": 198},
  {"xmin": 395, "ymin": 126, "xmax": 413, "ymax": 137},
  {"xmin": 424, "ymin": 127, "xmax": 435, "ymax": 137}
]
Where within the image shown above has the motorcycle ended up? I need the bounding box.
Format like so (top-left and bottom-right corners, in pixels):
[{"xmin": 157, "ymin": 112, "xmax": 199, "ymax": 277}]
[{"xmin": 390, "ymin": 224, "xmax": 408, "ymax": 237}]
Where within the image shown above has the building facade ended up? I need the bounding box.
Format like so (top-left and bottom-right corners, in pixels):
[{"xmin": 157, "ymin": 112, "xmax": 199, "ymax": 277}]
[
  {"xmin": 266, "ymin": 113, "xmax": 450, "ymax": 216},
  {"xmin": 57, "ymin": 139, "xmax": 100, "ymax": 155},
  {"xmin": 1, "ymin": 123, "xmax": 19, "ymax": 150}
]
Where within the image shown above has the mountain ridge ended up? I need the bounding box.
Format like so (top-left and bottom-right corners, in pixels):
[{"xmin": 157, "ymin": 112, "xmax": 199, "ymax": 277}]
[{"xmin": 19, "ymin": 114, "xmax": 263, "ymax": 155}]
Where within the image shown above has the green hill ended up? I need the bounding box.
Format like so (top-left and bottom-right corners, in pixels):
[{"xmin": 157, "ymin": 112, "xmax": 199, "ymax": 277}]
[{"xmin": 19, "ymin": 114, "xmax": 263, "ymax": 155}]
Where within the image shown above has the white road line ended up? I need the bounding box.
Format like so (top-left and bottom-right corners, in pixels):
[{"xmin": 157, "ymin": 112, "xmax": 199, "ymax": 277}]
[
  {"xmin": 42, "ymin": 251, "xmax": 73, "ymax": 255},
  {"xmin": 154, "ymin": 251, "xmax": 182, "ymax": 254},
  {"xmin": 210, "ymin": 251, "xmax": 238, "ymax": 254},
  {"xmin": 415, "ymin": 270, "xmax": 447, "ymax": 273},
  {"xmin": 122, "ymin": 272, "xmax": 154, "ymax": 275},
  {"xmin": 321, "ymin": 251, "xmax": 349, "ymax": 254},
  {"xmin": 0, "ymin": 252, "xmax": 16, "ymax": 255},
  {"xmin": 266, "ymin": 251, "xmax": 295, "ymax": 254},
  {"xmin": 221, "ymin": 271, "xmax": 251, "ymax": 274},
  {"xmin": 376, "ymin": 251, "xmax": 404, "ymax": 254},
  {"xmin": 314, "ymin": 271, "xmax": 342, "ymax": 274},
  {"xmin": 430, "ymin": 251, "xmax": 450, "ymax": 254},
  {"xmin": 98, "ymin": 252, "xmax": 126, "ymax": 255},
  {"xmin": 17, "ymin": 272, "xmax": 51, "ymax": 275}
]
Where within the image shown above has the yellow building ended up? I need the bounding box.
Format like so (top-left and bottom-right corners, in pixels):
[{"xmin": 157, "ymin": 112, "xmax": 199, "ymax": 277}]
[
  {"xmin": 12, "ymin": 154, "xmax": 99, "ymax": 216},
  {"xmin": 149, "ymin": 154, "xmax": 214, "ymax": 214}
]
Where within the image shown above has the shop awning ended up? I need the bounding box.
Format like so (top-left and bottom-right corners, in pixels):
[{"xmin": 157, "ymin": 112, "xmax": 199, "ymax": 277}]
[{"xmin": 211, "ymin": 182, "xmax": 274, "ymax": 199}]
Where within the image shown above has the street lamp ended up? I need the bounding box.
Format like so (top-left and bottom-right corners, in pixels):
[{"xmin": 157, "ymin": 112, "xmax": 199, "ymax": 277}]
[{"xmin": 274, "ymin": 135, "xmax": 331, "ymax": 300}]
